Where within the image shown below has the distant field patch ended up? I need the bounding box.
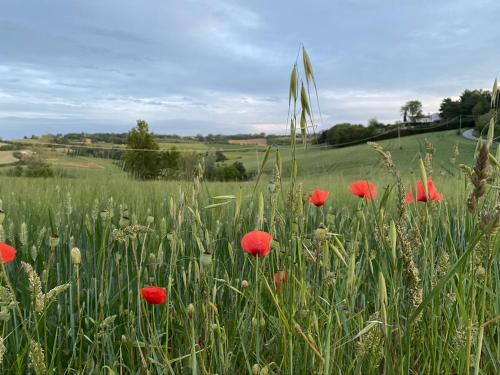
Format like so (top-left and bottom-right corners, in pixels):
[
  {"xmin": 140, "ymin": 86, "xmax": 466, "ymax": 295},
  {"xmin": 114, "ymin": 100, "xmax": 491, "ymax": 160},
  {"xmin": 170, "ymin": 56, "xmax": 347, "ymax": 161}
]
[
  {"xmin": 0, "ymin": 151, "xmax": 18, "ymax": 165},
  {"xmin": 228, "ymin": 138, "xmax": 267, "ymax": 146},
  {"xmin": 46, "ymin": 158, "xmax": 106, "ymax": 169}
]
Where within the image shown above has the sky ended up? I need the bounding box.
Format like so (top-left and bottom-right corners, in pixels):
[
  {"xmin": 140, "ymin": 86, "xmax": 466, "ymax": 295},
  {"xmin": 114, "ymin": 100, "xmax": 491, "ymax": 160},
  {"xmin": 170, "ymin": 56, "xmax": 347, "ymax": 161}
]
[{"xmin": 1, "ymin": 0, "xmax": 499, "ymax": 139}]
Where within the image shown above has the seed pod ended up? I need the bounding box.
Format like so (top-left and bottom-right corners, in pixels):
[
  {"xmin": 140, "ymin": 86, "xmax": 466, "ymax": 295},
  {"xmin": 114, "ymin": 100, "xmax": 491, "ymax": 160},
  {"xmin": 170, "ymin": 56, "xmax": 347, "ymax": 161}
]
[
  {"xmin": 378, "ymin": 272, "xmax": 387, "ymax": 306},
  {"xmin": 49, "ymin": 235, "xmax": 60, "ymax": 249},
  {"xmin": 241, "ymin": 280, "xmax": 249, "ymax": 289},
  {"xmin": 252, "ymin": 364, "xmax": 260, "ymax": 375},
  {"xmin": 71, "ymin": 247, "xmax": 81, "ymax": 265},
  {"xmin": 187, "ymin": 303, "xmax": 195, "ymax": 316},
  {"xmin": 31, "ymin": 246, "xmax": 38, "ymax": 262},
  {"xmin": 419, "ymin": 158, "xmax": 429, "ymax": 200},
  {"xmin": 160, "ymin": 218, "xmax": 167, "ymax": 238}
]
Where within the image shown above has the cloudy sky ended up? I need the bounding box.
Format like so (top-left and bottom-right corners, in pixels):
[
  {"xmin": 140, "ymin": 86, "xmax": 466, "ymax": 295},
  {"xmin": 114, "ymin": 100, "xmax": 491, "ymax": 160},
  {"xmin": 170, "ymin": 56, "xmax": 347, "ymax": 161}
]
[{"xmin": 1, "ymin": 0, "xmax": 499, "ymax": 139}]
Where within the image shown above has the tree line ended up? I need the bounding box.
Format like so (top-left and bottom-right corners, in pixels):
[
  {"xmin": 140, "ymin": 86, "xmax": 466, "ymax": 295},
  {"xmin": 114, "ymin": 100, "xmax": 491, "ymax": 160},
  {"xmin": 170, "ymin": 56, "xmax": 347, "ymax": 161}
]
[{"xmin": 317, "ymin": 88, "xmax": 498, "ymax": 147}]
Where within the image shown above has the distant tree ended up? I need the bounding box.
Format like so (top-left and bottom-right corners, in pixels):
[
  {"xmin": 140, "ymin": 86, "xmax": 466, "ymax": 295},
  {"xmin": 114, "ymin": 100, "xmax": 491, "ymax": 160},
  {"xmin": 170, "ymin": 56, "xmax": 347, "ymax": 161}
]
[
  {"xmin": 401, "ymin": 100, "xmax": 423, "ymax": 122},
  {"xmin": 400, "ymin": 105, "xmax": 408, "ymax": 123},
  {"xmin": 158, "ymin": 148, "xmax": 181, "ymax": 178},
  {"xmin": 124, "ymin": 120, "xmax": 161, "ymax": 180},
  {"xmin": 439, "ymin": 90, "xmax": 491, "ymax": 128},
  {"xmin": 439, "ymin": 98, "xmax": 461, "ymax": 120},
  {"xmin": 323, "ymin": 123, "xmax": 377, "ymax": 146},
  {"xmin": 367, "ymin": 118, "xmax": 385, "ymax": 128}
]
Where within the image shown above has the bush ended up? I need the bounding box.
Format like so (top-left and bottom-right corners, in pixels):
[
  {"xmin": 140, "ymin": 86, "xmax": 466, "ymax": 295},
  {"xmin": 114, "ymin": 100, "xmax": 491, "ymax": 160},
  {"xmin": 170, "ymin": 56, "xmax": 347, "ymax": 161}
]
[
  {"xmin": 4, "ymin": 157, "xmax": 54, "ymax": 178},
  {"xmin": 213, "ymin": 161, "xmax": 247, "ymax": 181}
]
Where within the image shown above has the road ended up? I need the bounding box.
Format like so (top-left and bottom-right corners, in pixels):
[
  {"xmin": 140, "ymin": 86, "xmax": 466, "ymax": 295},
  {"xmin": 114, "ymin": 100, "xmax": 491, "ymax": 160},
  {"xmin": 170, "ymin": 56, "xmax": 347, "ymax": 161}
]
[
  {"xmin": 462, "ymin": 128, "xmax": 477, "ymax": 141},
  {"xmin": 463, "ymin": 128, "xmax": 499, "ymax": 144}
]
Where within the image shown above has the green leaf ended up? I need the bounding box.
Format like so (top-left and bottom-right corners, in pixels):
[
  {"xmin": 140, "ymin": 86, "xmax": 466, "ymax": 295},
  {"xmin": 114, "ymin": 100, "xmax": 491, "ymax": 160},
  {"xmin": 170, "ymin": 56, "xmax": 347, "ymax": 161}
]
[
  {"xmin": 405, "ymin": 232, "xmax": 483, "ymax": 330},
  {"xmin": 252, "ymin": 146, "xmax": 271, "ymax": 193}
]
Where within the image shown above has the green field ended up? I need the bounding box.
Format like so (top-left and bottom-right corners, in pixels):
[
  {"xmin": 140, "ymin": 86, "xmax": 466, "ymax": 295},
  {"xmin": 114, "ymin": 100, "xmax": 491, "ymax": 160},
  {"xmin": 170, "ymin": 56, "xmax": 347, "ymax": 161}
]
[{"xmin": 0, "ymin": 129, "xmax": 498, "ymax": 374}]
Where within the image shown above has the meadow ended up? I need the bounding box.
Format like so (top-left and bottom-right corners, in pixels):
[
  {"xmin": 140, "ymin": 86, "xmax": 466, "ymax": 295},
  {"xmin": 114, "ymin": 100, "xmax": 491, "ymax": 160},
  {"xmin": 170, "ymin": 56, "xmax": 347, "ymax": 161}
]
[{"xmin": 0, "ymin": 124, "xmax": 498, "ymax": 374}]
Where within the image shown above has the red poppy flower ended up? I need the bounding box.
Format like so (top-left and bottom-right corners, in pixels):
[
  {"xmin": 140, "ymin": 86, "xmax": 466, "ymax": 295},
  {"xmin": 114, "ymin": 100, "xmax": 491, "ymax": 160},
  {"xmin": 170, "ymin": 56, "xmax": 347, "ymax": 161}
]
[
  {"xmin": 0, "ymin": 243, "xmax": 16, "ymax": 263},
  {"xmin": 405, "ymin": 187, "xmax": 415, "ymax": 204},
  {"xmin": 141, "ymin": 286, "xmax": 167, "ymax": 305},
  {"xmin": 274, "ymin": 270, "xmax": 287, "ymax": 291},
  {"xmin": 349, "ymin": 181, "xmax": 377, "ymax": 201},
  {"xmin": 307, "ymin": 190, "xmax": 330, "ymax": 207},
  {"xmin": 241, "ymin": 231, "xmax": 273, "ymax": 257},
  {"xmin": 408, "ymin": 180, "xmax": 444, "ymax": 203}
]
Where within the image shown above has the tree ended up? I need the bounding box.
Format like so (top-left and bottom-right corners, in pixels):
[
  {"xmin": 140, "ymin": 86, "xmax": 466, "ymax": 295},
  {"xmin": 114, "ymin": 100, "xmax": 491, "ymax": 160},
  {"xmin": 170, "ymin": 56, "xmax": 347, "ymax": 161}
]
[
  {"xmin": 439, "ymin": 98, "xmax": 461, "ymax": 120},
  {"xmin": 401, "ymin": 100, "xmax": 423, "ymax": 122},
  {"xmin": 158, "ymin": 148, "xmax": 181, "ymax": 178},
  {"xmin": 439, "ymin": 90, "xmax": 491, "ymax": 128},
  {"xmin": 124, "ymin": 120, "xmax": 161, "ymax": 180}
]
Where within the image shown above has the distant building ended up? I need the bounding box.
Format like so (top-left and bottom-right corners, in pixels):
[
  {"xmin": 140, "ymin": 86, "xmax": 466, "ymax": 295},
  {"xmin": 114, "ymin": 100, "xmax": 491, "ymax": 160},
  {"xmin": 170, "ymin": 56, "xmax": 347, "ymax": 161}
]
[
  {"xmin": 83, "ymin": 138, "xmax": 92, "ymax": 145},
  {"xmin": 414, "ymin": 112, "xmax": 441, "ymax": 124}
]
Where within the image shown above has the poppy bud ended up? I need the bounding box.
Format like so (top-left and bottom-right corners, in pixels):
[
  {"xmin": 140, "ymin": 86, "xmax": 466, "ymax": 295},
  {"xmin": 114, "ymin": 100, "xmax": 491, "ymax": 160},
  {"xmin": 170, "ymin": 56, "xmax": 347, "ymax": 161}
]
[
  {"xmin": 119, "ymin": 216, "xmax": 130, "ymax": 228},
  {"xmin": 252, "ymin": 364, "xmax": 260, "ymax": 375},
  {"xmin": 187, "ymin": 303, "xmax": 195, "ymax": 316},
  {"xmin": 100, "ymin": 210, "xmax": 109, "ymax": 221},
  {"xmin": 260, "ymin": 317, "xmax": 266, "ymax": 327},
  {"xmin": 0, "ymin": 209, "xmax": 4, "ymax": 225},
  {"xmin": 199, "ymin": 252, "xmax": 212, "ymax": 268},
  {"xmin": 241, "ymin": 280, "xmax": 249, "ymax": 289},
  {"xmin": 49, "ymin": 235, "xmax": 60, "ymax": 249},
  {"xmin": 148, "ymin": 253, "xmax": 156, "ymax": 265},
  {"xmin": 71, "ymin": 247, "xmax": 81, "ymax": 265},
  {"xmin": 314, "ymin": 227, "xmax": 327, "ymax": 241},
  {"xmin": 251, "ymin": 317, "xmax": 258, "ymax": 327},
  {"xmin": 260, "ymin": 367, "xmax": 269, "ymax": 375}
]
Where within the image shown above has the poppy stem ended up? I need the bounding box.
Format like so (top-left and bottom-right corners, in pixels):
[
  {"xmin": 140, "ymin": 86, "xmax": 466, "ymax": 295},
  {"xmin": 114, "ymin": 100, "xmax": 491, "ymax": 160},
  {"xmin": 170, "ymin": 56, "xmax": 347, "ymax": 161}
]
[
  {"xmin": 0, "ymin": 262, "xmax": 32, "ymax": 345},
  {"xmin": 255, "ymin": 256, "xmax": 261, "ymax": 363}
]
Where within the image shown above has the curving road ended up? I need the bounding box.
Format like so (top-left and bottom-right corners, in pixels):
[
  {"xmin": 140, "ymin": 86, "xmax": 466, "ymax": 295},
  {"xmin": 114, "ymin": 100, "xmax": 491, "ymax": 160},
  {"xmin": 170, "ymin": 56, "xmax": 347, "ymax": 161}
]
[
  {"xmin": 462, "ymin": 128, "xmax": 499, "ymax": 144},
  {"xmin": 462, "ymin": 128, "xmax": 477, "ymax": 141}
]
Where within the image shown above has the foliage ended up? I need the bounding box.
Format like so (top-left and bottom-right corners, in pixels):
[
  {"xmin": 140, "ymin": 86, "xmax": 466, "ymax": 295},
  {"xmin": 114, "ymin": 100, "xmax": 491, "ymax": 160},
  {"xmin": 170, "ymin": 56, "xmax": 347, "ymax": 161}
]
[
  {"xmin": 439, "ymin": 89, "xmax": 492, "ymax": 127},
  {"xmin": 124, "ymin": 120, "xmax": 161, "ymax": 180},
  {"xmin": 5, "ymin": 156, "xmax": 55, "ymax": 178},
  {"xmin": 400, "ymin": 100, "xmax": 424, "ymax": 122}
]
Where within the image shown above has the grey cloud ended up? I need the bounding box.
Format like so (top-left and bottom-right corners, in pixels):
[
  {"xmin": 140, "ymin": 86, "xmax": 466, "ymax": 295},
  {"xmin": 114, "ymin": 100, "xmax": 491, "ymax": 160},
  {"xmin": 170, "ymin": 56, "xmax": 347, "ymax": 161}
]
[{"xmin": 0, "ymin": 0, "xmax": 499, "ymax": 139}]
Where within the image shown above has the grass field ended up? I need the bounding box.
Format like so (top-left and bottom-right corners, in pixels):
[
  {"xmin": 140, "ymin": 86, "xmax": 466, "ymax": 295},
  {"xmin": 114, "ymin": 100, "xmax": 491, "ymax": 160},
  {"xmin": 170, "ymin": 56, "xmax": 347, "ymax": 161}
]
[{"xmin": 0, "ymin": 129, "xmax": 498, "ymax": 374}]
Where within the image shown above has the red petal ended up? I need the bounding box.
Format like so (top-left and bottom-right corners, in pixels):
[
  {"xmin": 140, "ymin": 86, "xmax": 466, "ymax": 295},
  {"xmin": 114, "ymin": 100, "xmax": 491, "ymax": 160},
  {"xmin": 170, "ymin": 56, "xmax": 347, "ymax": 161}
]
[
  {"xmin": 0, "ymin": 243, "xmax": 16, "ymax": 263},
  {"xmin": 241, "ymin": 231, "xmax": 273, "ymax": 257},
  {"xmin": 349, "ymin": 181, "xmax": 377, "ymax": 200},
  {"xmin": 141, "ymin": 286, "xmax": 167, "ymax": 305}
]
